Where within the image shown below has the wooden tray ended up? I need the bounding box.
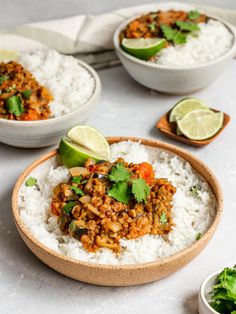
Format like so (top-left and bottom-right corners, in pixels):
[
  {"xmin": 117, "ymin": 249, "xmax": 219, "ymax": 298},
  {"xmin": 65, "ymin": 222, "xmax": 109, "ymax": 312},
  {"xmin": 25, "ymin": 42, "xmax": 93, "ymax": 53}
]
[{"xmin": 156, "ymin": 110, "xmax": 230, "ymax": 147}]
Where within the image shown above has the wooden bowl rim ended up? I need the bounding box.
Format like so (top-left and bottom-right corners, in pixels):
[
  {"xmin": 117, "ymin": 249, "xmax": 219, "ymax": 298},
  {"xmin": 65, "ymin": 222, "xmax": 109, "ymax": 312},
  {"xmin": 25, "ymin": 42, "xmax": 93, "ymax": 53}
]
[{"xmin": 12, "ymin": 136, "xmax": 223, "ymax": 270}]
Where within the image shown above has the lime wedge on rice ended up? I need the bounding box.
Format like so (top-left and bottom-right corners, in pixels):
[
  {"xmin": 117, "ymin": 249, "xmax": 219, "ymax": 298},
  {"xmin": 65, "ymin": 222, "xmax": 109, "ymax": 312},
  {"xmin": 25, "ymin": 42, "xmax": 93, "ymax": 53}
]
[
  {"xmin": 177, "ymin": 109, "xmax": 224, "ymax": 140},
  {"xmin": 121, "ymin": 38, "xmax": 166, "ymax": 60},
  {"xmin": 0, "ymin": 49, "xmax": 20, "ymax": 62},
  {"xmin": 169, "ymin": 98, "xmax": 209, "ymax": 122},
  {"xmin": 59, "ymin": 126, "xmax": 110, "ymax": 168}
]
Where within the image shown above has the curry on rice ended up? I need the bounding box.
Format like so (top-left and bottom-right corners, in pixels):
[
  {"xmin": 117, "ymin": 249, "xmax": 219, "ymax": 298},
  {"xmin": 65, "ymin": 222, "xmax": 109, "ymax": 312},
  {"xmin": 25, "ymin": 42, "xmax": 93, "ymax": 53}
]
[
  {"xmin": 0, "ymin": 61, "xmax": 53, "ymax": 121},
  {"xmin": 121, "ymin": 10, "xmax": 207, "ymax": 40},
  {"xmin": 51, "ymin": 158, "xmax": 176, "ymax": 253}
]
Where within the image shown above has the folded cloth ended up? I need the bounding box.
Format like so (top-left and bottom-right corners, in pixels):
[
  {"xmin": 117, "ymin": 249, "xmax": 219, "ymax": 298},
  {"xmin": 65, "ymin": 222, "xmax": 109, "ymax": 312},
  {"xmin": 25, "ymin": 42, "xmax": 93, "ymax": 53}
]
[{"xmin": 0, "ymin": 2, "xmax": 236, "ymax": 69}]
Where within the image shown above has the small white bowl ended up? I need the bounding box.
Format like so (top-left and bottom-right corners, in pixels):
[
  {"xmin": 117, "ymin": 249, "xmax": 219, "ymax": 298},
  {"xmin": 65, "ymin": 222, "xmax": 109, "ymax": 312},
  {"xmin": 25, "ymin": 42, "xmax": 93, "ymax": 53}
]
[
  {"xmin": 0, "ymin": 59, "xmax": 101, "ymax": 148},
  {"xmin": 113, "ymin": 14, "xmax": 236, "ymax": 94},
  {"xmin": 198, "ymin": 270, "xmax": 221, "ymax": 314}
]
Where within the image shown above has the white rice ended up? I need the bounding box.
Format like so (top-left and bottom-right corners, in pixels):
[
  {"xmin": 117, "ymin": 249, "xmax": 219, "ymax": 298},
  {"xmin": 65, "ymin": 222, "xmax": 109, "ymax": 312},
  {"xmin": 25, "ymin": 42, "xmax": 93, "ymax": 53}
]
[
  {"xmin": 19, "ymin": 141, "xmax": 216, "ymax": 265},
  {"xmin": 153, "ymin": 19, "xmax": 233, "ymax": 67},
  {"xmin": 20, "ymin": 50, "xmax": 95, "ymax": 117}
]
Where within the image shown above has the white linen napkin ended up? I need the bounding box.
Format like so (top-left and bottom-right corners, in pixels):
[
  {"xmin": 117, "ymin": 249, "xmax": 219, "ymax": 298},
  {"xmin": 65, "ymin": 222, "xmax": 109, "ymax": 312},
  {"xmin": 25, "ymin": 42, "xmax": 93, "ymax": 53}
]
[{"xmin": 0, "ymin": 2, "xmax": 236, "ymax": 69}]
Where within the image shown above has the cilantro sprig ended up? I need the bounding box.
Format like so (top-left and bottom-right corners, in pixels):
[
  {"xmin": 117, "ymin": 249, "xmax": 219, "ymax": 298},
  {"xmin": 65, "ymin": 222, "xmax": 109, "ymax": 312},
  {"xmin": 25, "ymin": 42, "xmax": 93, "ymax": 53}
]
[
  {"xmin": 188, "ymin": 10, "xmax": 200, "ymax": 20},
  {"xmin": 108, "ymin": 163, "xmax": 130, "ymax": 183},
  {"xmin": 160, "ymin": 18, "xmax": 200, "ymax": 45},
  {"xmin": 108, "ymin": 181, "xmax": 131, "ymax": 204},
  {"xmin": 132, "ymin": 178, "xmax": 150, "ymax": 203},
  {"xmin": 108, "ymin": 163, "xmax": 151, "ymax": 204}
]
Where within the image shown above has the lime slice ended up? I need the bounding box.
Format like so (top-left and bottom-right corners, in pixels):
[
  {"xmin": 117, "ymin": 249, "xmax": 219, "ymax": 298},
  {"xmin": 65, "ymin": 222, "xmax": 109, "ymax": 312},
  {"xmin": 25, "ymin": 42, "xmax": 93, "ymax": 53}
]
[
  {"xmin": 121, "ymin": 38, "xmax": 166, "ymax": 60},
  {"xmin": 59, "ymin": 137, "xmax": 108, "ymax": 168},
  {"xmin": 59, "ymin": 126, "xmax": 110, "ymax": 168},
  {"xmin": 0, "ymin": 49, "xmax": 20, "ymax": 62},
  {"xmin": 177, "ymin": 109, "xmax": 224, "ymax": 140},
  {"xmin": 169, "ymin": 98, "xmax": 209, "ymax": 122},
  {"xmin": 67, "ymin": 126, "xmax": 110, "ymax": 161}
]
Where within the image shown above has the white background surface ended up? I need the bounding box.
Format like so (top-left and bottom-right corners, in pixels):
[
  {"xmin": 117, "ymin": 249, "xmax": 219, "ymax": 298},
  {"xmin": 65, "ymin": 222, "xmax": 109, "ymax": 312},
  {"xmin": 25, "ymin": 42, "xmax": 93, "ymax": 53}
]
[{"xmin": 0, "ymin": 1, "xmax": 236, "ymax": 314}]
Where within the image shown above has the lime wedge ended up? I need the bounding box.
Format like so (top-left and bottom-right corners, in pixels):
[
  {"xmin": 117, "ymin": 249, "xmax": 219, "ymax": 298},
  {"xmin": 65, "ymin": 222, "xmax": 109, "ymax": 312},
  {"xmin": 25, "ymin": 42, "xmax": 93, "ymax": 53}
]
[
  {"xmin": 177, "ymin": 109, "xmax": 224, "ymax": 140},
  {"xmin": 121, "ymin": 38, "xmax": 166, "ymax": 60},
  {"xmin": 0, "ymin": 49, "xmax": 20, "ymax": 62},
  {"xmin": 67, "ymin": 126, "xmax": 110, "ymax": 161},
  {"xmin": 59, "ymin": 126, "xmax": 110, "ymax": 168},
  {"xmin": 169, "ymin": 98, "xmax": 209, "ymax": 122}
]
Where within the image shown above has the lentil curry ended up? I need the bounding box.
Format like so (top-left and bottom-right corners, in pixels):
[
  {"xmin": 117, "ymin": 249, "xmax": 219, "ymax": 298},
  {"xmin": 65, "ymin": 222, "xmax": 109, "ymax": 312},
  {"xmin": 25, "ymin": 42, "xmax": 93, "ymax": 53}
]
[
  {"xmin": 51, "ymin": 158, "xmax": 176, "ymax": 253},
  {"xmin": 0, "ymin": 61, "xmax": 53, "ymax": 121},
  {"xmin": 121, "ymin": 10, "xmax": 207, "ymax": 40}
]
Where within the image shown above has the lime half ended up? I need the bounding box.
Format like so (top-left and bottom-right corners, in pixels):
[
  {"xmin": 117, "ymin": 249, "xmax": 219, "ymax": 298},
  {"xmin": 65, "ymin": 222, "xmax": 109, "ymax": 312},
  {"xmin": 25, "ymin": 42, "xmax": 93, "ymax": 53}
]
[
  {"xmin": 121, "ymin": 38, "xmax": 166, "ymax": 60},
  {"xmin": 59, "ymin": 126, "xmax": 110, "ymax": 168},
  {"xmin": 0, "ymin": 49, "xmax": 20, "ymax": 62},
  {"xmin": 177, "ymin": 109, "xmax": 224, "ymax": 140},
  {"xmin": 169, "ymin": 98, "xmax": 209, "ymax": 122}
]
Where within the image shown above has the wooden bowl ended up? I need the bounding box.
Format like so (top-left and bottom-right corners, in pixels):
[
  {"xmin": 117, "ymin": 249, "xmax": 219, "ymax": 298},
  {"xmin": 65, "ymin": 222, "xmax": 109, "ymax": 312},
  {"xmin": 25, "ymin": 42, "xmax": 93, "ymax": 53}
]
[
  {"xmin": 12, "ymin": 137, "xmax": 223, "ymax": 286},
  {"xmin": 156, "ymin": 110, "xmax": 230, "ymax": 147}
]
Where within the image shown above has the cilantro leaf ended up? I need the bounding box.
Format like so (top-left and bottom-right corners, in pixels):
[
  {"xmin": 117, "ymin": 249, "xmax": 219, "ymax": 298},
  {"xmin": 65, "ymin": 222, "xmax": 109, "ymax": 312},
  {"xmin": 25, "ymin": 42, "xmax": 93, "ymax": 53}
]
[
  {"xmin": 148, "ymin": 23, "xmax": 156, "ymax": 31},
  {"xmin": 188, "ymin": 10, "xmax": 200, "ymax": 20},
  {"xmin": 196, "ymin": 232, "xmax": 201, "ymax": 240},
  {"xmin": 25, "ymin": 177, "xmax": 37, "ymax": 187},
  {"xmin": 160, "ymin": 212, "xmax": 168, "ymax": 224},
  {"xmin": 6, "ymin": 95, "xmax": 24, "ymax": 116},
  {"xmin": 71, "ymin": 175, "xmax": 82, "ymax": 184},
  {"xmin": 132, "ymin": 178, "xmax": 150, "ymax": 203},
  {"xmin": 21, "ymin": 90, "xmax": 32, "ymax": 100},
  {"xmin": 62, "ymin": 201, "xmax": 76, "ymax": 214},
  {"xmin": 108, "ymin": 163, "xmax": 130, "ymax": 183},
  {"xmin": 173, "ymin": 32, "xmax": 187, "ymax": 45},
  {"xmin": 160, "ymin": 24, "xmax": 177, "ymax": 41},
  {"xmin": 71, "ymin": 186, "xmax": 84, "ymax": 196},
  {"xmin": 176, "ymin": 20, "xmax": 200, "ymax": 32},
  {"xmin": 0, "ymin": 75, "xmax": 9, "ymax": 85},
  {"xmin": 190, "ymin": 185, "xmax": 201, "ymax": 197},
  {"xmin": 108, "ymin": 181, "xmax": 131, "ymax": 204},
  {"xmin": 210, "ymin": 266, "xmax": 236, "ymax": 313}
]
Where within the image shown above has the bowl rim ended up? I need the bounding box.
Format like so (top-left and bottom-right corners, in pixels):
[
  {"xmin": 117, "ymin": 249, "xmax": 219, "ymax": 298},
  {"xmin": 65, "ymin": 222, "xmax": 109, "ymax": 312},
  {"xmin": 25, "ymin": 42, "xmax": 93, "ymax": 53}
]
[
  {"xmin": 12, "ymin": 136, "xmax": 224, "ymax": 270},
  {"xmin": 0, "ymin": 58, "xmax": 101, "ymax": 126},
  {"xmin": 199, "ymin": 269, "xmax": 222, "ymax": 314},
  {"xmin": 113, "ymin": 12, "xmax": 236, "ymax": 71}
]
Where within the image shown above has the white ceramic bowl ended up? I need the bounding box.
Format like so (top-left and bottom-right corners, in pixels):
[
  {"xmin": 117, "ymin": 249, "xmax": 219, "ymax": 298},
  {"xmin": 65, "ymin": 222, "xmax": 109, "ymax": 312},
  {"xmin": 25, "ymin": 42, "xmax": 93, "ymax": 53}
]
[
  {"xmin": 113, "ymin": 13, "xmax": 236, "ymax": 94},
  {"xmin": 0, "ymin": 59, "xmax": 101, "ymax": 148},
  {"xmin": 198, "ymin": 270, "xmax": 221, "ymax": 314}
]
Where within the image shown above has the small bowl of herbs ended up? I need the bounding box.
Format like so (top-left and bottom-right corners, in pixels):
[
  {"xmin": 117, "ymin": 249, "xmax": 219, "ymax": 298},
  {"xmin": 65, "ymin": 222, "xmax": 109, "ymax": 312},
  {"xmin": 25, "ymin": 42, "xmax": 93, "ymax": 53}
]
[{"xmin": 198, "ymin": 266, "xmax": 236, "ymax": 314}]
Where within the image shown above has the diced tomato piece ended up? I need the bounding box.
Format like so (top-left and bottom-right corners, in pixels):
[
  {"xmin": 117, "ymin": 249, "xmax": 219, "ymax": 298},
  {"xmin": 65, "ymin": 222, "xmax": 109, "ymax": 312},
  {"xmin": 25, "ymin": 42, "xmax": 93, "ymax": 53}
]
[{"xmin": 138, "ymin": 162, "xmax": 155, "ymax": 185}]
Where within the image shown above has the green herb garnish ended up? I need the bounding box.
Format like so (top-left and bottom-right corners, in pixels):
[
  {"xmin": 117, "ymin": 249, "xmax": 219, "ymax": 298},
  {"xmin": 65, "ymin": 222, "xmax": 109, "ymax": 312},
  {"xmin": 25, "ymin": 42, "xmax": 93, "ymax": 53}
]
[
  {"xmin": 108, "ymin": 163, "xmax": 130, "ymax": 183},
  {"xmin": 196, "ymin": 232, "xmax": 201, "ymax": 240},
  {"xmin": 176, "ymin": 20, "xmax": 200, "ymax": 32},
  {"xmin": 173, "ymin": 32, "xmax": 187, "ymax": 44},
  {"xmin": 160, "ymin": 24, "xmax": 187, "ymax": 45},
  {"xmin": 160, "ymin": 24, "xmax": 178, "ymax": 41},
  {"xmin": 160, "ymin": 212, "xmax": 168, "ymax": 224},
  {"xmin": 21, "ymin": 90, "xmax": 32, "ymax": 100},
  {"xmin": 25, "ymin": 177, "xmax": 37, "ymax": 187},
  {"xmin": 0, "ymin": 75, "xmax": 9, "ymax": 85},
  {"xmin": 190, "ymin": 185, "xmax": 201, "ymax": 197},
  {"xmin": 188, "ymin": 10, "xmax": 200, "ymax": 20},
  {"xmin": 148, "ymin": 23, "xmax": 156, "ymax": 31},
  {"xmin": 62, "ymin": 201, "xmax": 76, "ymax": 214},
  {"xmin": 71, "ymin": 186, "xmax": 84, "ymax": 196},
  {"xmin": 6, "ymin": 95, "xmax": 24, "ymax": 116},
  {"xmin": 71, "ymin": 175, "xmax": 82, "ymax": 184},
  {"xmin": 210, "ymin": 266, "xmax": 236, "ymax": 314},
  {"xmin": 108, "ymin": 181, "xmax": 131, "ymax": 204},
  {"xmin": 132, "ymin": 178, "xmax": 150, "ymax": 203}
]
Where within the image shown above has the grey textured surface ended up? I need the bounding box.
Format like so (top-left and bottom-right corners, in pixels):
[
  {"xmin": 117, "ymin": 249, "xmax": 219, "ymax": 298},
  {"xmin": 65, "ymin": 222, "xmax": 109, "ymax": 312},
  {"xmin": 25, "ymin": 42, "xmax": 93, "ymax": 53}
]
[
  {"xmin": 0, "ymin": 1, "xmax": 236, "ymax": 314},
  {"xmin": 0, "ymin": 0, "xmax": 236, "ymax": 27}
]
